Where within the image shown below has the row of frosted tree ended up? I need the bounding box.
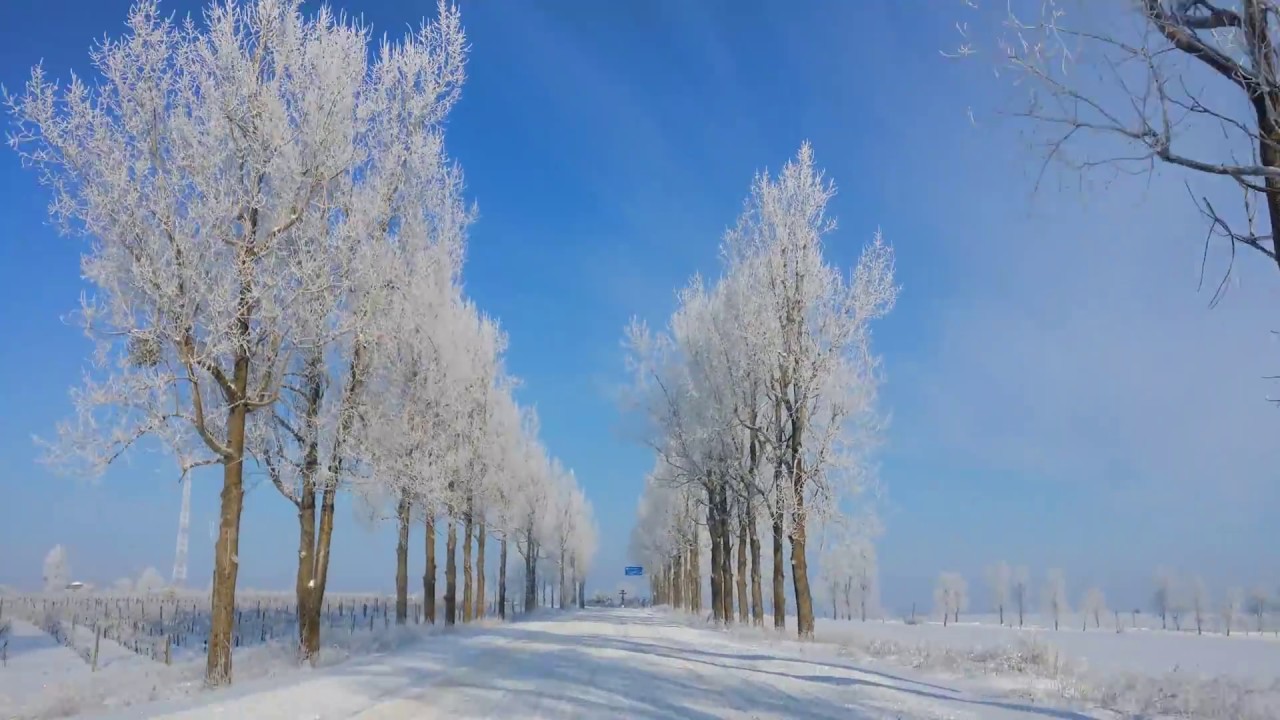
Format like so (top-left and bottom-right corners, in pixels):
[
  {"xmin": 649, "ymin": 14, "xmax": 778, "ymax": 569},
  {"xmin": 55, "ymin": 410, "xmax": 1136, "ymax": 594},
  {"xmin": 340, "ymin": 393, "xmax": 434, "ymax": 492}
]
[
  {"xmin": 624, "ymin": 145, "xmax": 898, "ymax": 638},
  {"xmin": 6, "ymin": 0, "xmax": 595, "ymax": 687},
  {"xmin": 933, "ymin": 564, "xmax": 1279, "ymax": 637}
]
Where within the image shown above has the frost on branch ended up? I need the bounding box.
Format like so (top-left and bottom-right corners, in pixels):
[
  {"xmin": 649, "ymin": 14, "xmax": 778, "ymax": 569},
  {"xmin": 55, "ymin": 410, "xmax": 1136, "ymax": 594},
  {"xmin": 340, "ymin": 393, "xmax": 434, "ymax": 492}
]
[{"xmin": 951, "ymin": 0, "xmax": 1280, "ymax": 296}]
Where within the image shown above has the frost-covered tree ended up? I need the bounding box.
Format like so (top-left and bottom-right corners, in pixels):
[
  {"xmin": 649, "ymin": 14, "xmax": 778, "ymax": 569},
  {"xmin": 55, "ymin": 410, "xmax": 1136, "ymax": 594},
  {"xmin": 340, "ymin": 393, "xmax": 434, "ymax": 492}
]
[
  {"xmin": 1191, "ymin": 576, "xmax": 1210, "ymax": 635},
  {"xmin": 624, "ymin": 144, "xmax": 896, "ymax": 639},
  {"xmin": 1012, "ymin": 566, "xmax": 1030, "ymax": 628},
  {"xmin": 7, "ymin": 0, "xmax": 465, "ymax": 686},
  {"xmin": 136, "ymin": 566, "xmax": 166, "ymax": 593},
  {"xmin": 1153, "ymin": 568, "xmax": 1179, "ymax": 630},
  {"xmin": 987, "ymin": 561, "xmax": 1011, "ymax": 626},
  {"xmin": 1223, "ymin": 587, "xmax": 1243, "ymax": 636},
  {"xmin": 1081, "ymin": 587, "xmax": 1106, "ymax": 630},
  {"xmin": 1249, "ymin": 586, "xmax": 1270, "ymax": 632},
  {"xmin": 42, "ymin": 546, "xmax": 69, "ymax": 593},
  {"xmin": 1043, "ymin": 569, "xmax": 1069, "ymax": 631},
  {"xmin": 934, "ymin": 572, "xmax": 968, "ymax": 626},
  {"xmin": 851, "ymin": 539, "xmax": 878, "ymax": 622},
  {"xmin": 818, "ymin": 529, "xmax": 877, "ymax": 621}
]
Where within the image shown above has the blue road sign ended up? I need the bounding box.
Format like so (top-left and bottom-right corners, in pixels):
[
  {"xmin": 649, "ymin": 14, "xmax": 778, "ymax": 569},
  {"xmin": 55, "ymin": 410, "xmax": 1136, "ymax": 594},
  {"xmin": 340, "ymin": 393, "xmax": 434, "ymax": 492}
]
[{"xmin": 624, "ymin": 566, "xmax": 644, "ymax": 577}]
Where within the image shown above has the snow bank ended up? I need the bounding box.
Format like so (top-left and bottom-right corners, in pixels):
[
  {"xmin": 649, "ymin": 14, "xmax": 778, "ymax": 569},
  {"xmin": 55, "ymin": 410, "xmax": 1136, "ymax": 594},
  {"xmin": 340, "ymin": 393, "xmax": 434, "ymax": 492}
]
[{"xmin": 2, "ymin": 619, "xmax": 473, "ymax": 719}]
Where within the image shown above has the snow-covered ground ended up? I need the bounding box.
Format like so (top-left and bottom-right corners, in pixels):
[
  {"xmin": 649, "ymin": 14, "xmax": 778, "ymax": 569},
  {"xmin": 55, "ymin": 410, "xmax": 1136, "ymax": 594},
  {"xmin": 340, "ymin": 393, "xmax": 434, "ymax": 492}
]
[
  {"xmin": 5, "ymin": 607, "xmax": 1279, "ymax": 719},
  {"xmin": 72, "ymin": 607, "xmax": 1100, "ymax": 720},
  {"xmin": 815, "ymin": 614, "xmax": 1280, "ymax": 681},
  {"xmin": 1, "ymin": 619, "xmax": 92, "ymax": 713}
]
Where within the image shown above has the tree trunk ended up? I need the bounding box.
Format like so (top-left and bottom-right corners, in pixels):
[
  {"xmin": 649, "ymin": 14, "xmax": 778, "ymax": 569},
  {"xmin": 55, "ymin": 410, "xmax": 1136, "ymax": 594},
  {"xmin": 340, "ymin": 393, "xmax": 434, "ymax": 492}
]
[
  {"xmin": 424, "ymin": 514, "xmax": 436, "ymax": 624},
  {"xmin": 736, "ymin": 512, "xmax": 748, "ymax": 623},
  {"xmin": 462, "ymin": 510, "xmax": 473, "ymax": 623},
  {"xmin": 570, "ymin": 553, "xmax": 578, "ymax": 610},
  {"xmin": 476, "ymin": 521, "xmax": 486, "ymax": 620},
  {"xmin": 282, "ymin": 359, "xmax": 324, "ymax": 666},
  {"xmin": 789, "ymin": 492, "xmax": 815, "ymax": 639},
  {"xmin": 205, "ymin": 350, "xmax": 250, "ymax": 687},
  {"xmin": 719, "ymin": 488, "xmax": 734, "ymax": 625},
  {"xmin": 530, "ymin": 540, "xmax": 539, "ymax": 610},
  {"xmin": 293, "ymin": 474, "xmax": 318, "ymax": 665},
  {"xmin": 523, "ymin": 526, "xmax": 537, "ymax": 611},
  {"xmin": 1240, "ymin": 0, "xmax": 1280, "ymax": 278},
  {"xmin": 395, "ymin": 491, "xmax": 410, "ymax": 625},
  {"xmin": 445, "ymin": 517, "xmax": 457, "ymax": 626},
  {"xmin": 206, "ymin": 466, "xmax": 244, "ymax": 684},
  {"xmin": 689, "ymin": 540, "xmax": 701, "ymax": 613},
  {"xmin": 748, "ymin": 504, "xmax": 763, "ymax": 626},
  {"xmin": 498, "ymin": 534, "xmax": 508, "ymax": 619},
  {"xmin": 297, "ymin": 346, "xmax": 363, "ymax": 664},
  {"xmin": 672, "ymin": 552, "xmax": 684, "ymax": 609},
  {"xmin": 307, "ymin": 483, "xmax": 336, "ymax": 653},
  {"xmin": 707, "ymin": 493, "xmax": 724, "ymax": 623},
  {"xmin": 771, "ymin": 512, "xmax": 786, "ymax": 630},
  {"xmin": 559, "ymin": 548, "xmax": 566, "ymax": 609}
]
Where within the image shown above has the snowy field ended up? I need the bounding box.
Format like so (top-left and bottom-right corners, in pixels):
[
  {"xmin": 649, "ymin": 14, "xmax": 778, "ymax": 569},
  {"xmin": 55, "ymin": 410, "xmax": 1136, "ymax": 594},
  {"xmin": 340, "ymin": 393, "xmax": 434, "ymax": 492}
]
[
  {"xmin": 0, "ymin": 591, "xmax": 446, "ymax": 719},
  {"xmin": 0, "ymin": 591, "xmax": 420, "ymax": 667},
  {"xmin": 2, "ymin": 606, "xmax": 1277, "ymax": 719},
  {"xmin": 814, "ymin": 613, "xmax": 1280, "ymax": 682}
]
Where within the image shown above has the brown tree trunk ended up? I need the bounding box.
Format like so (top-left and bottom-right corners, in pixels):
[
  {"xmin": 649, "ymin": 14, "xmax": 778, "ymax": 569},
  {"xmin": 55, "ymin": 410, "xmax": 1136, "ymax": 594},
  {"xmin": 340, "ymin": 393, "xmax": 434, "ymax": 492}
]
[
  {"xmin": 276, "ymin": 355, "xmax": 325, "ymax": 666},
  {"xmin": 787, "ymin": 390, "xmax": 815, "ymax": 639},
  {"xmin": 295, "ymin": 491, "xmax": 318, "ymax": 664},
  {"xmin": 462, "ymin": 509, "xmax": 473, "ymax": 623},
  {"xmin": 748, "ymin": 504, "xmax": 763, "ymax": 626},
  {"xmin": 395, "ymin": 491, "xmax": 410, "ymax": 625},
  {"xmin": 689, "ymin": 542, "xmax": 701, "ymax": 612},
  {"xmin": 719, "ymin": 488, "xmax": 734, "ymax": 625},
  {"xmin": 672, "ymin": 552, "xmax": 684, "ymax": 609},
  {"xmin": 569, "ymin": 552, "xmax": 577, "ymax": 610},
  {"xmin": 1237, "ymin": 0, "xmax": 1280, "ymax": 277},
  {"xmin": 476, "ymin": 521, "xmax": 486, "ymax": 620},
  {"xmin": 558, "ymin": 548, "xmax": 566, "ymax": 609},
  {"xmin": 205, "ymin": 347, "xmax": 250, "ymax": 687},
  {"xmin": 736, "ymin": 512, "xmax": 748, "ymax": 623},
  {"xmin": 445, "ymin": 516, "xmax": 457, "ymax": 625},
  {"xmin": 789, "ymin": 491, "xmax": 815, "ymax": 639},
  {"xmin": 707, "ymin": 493, "xmax": 724, "ymax": 623},
  {"xmin": 498, "ymin": 534, "xmax": 508, "ymax": 619},
  {"xmin": 771, "ymin": 512, "xmax": 786, "ymax": 629},
  {"xmin": 424, "ymin": 514, "xmax": 436, "ymax": 624},
  {"xmin": 298, "ymin": 345, "xmax": 364, "ymax": 664},
  {"xmin": 524, "ymin": 526, "xmax": 537, "ymax": 611},
  {"xmin": 307, "ymin": 484, "xmax": 336, "ymax": 655}
]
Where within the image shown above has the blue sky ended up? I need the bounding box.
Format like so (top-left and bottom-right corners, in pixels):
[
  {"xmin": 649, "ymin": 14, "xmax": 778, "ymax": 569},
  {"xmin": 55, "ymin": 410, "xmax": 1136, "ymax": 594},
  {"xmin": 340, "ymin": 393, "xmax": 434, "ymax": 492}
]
[{"xmin": 2, "ymin": 0, "xmax": 1278, "ymax": 613}]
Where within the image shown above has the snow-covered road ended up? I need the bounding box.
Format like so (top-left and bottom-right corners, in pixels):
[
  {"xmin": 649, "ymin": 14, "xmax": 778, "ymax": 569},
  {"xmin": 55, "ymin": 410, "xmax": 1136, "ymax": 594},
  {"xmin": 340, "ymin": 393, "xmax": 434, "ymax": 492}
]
[{"xmin": 90, "ymin": 608, "xmax": 1098, "ymax": 720}]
